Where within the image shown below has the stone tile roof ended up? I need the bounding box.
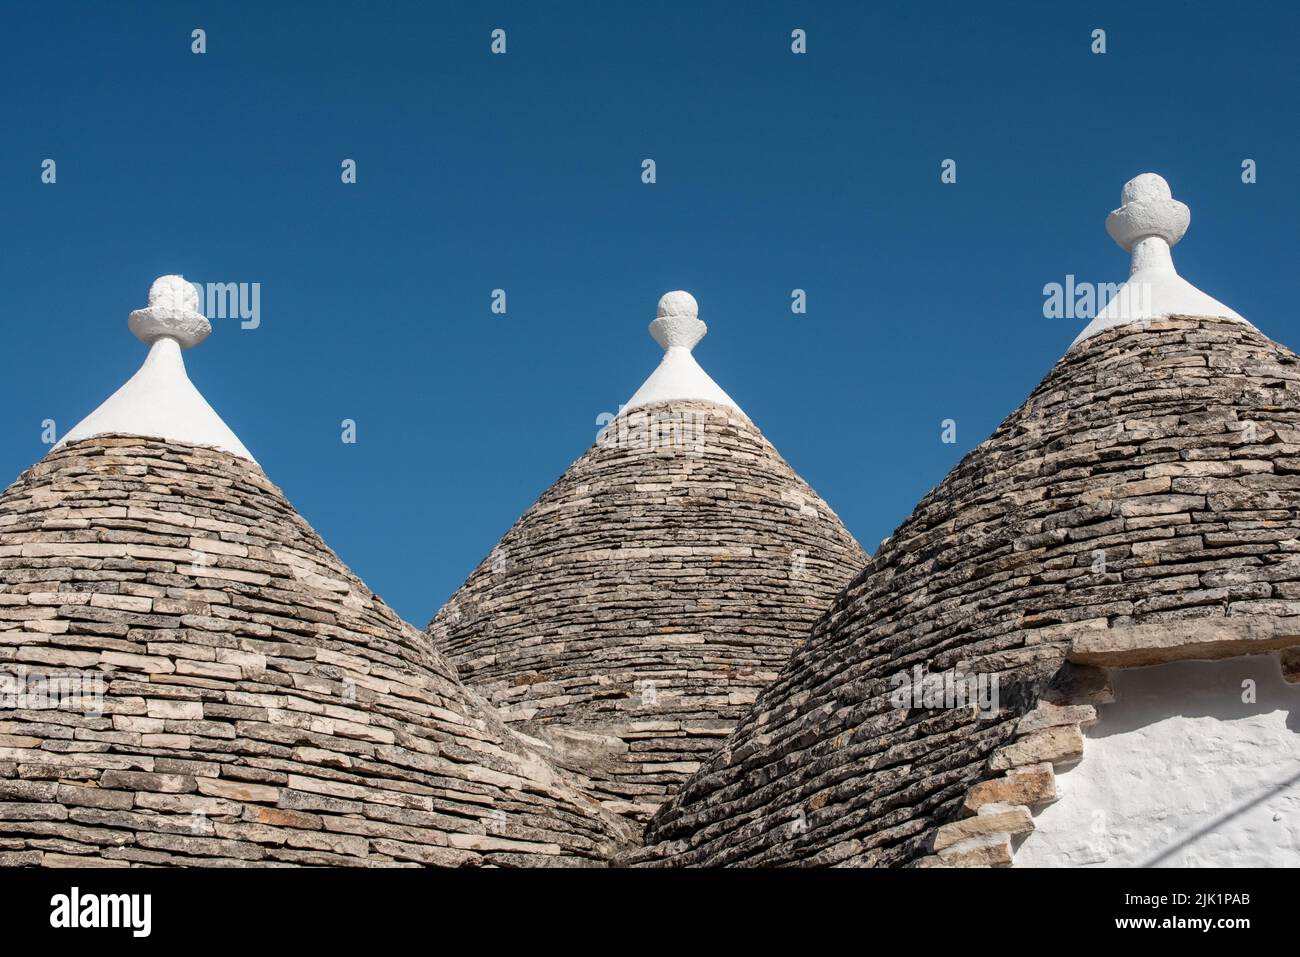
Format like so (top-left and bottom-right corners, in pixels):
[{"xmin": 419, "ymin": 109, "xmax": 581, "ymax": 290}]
[
  {"xmin": 0, "ymin": 436, "xmax": 634, "ymax": 867},
  {"xmin": 428, "ymin": 399, "xmax": 866, "ymax": 823},
  {"xmin": 626, "ymin": 317, "xmax": 1300, "ymax": 866}
]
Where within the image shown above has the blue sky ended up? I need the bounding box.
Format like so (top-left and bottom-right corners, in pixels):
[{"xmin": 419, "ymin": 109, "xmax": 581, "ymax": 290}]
[{"xmin": 2, "ymin": 1, "xmax": 1297, "ymax": 626}]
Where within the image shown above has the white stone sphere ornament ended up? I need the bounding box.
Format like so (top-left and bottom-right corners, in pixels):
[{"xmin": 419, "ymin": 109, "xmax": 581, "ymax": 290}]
[
  {"xmin": 1105, "ymin": 173, "xmax": 1190, "ymax": 252},
  {"xmin": 128, "ymin": 275, "xmax": 212, "ymax": 349},
  {"xmin": 651, "ymin": 290, "xmax": 707, "ymax": 350}
]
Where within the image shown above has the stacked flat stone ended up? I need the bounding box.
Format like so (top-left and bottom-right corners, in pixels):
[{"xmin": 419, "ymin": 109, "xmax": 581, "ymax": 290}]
[
  {"xmin": 0, "ymin": 436, "xmax": 633, "ymax": 866},
  {"xmin": 429, "ymin": 397, "xmax": 865, "ymax": 823},
  {"xmin": 628, "ymin": 316, "xmax": 1300, "ymax": 866}
]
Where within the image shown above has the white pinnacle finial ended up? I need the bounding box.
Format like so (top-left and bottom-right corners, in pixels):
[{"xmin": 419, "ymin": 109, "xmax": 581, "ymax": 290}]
[
  {"xmin": 129, "ymin": 275, "xmax": 212, "ymax": 348},
  {"xmin": 621, "ymin": 290, "xmax": 744, "ymax": 416},
  {"xmin": 651, "ymin": 290, "xmax": 706, "ymax": 350},
  {"xmin": 54, "ymin": 275, "xmax": 254, "ymax": 461},
  {"xmin": 1070, "ymin": 173, "xmax": 1249, "ymax": 347},
  {"xmin": 1105, "ymin": 173, "xmax": 1189, "ymax": 252},
  {"xmin": 656, "ymin": 290, "xmax": 699, "ymax": 319}
]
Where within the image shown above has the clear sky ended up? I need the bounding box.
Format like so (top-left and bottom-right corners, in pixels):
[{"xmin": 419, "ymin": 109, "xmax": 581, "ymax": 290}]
[{"xmin": 2, "ymin": 1, "xmax": 1297, "ymax": 627}]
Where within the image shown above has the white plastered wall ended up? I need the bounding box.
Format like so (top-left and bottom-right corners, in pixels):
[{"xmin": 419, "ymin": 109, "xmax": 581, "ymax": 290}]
[{"xmin": 1016, "ymin": 655, "xmax": 1300, "ymax": 867}]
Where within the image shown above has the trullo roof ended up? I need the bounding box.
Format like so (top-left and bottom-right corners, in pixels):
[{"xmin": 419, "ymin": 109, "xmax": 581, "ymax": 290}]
[
  {"xmin": 626, "ymin": 174, "xmax": 1300, "ymax": 867},
  {"xmin": 428, "ymin": 291, "xmax": 866, "ymax": 824},
  {"xmin": 0, "ymin": 277, "xmax": 633, "ymax": 867}
]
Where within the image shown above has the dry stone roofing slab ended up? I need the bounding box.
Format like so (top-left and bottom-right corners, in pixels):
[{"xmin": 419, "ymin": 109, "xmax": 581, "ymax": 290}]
[
  {"xmin": 0, "ymin": 278, "xmax": 632, "ymax": 866},
  {"xmin": 428, "ymin": 295, "xmax": 866, "ymax": 824},
  {"xmin": 630, "ymin": 315, "xmax": 1300, "ymax": 867},
  {"xmin": 0, "ymin": 437, "xmax": 632, "ymax": 867},
  {"xmin": 628, "ymin": 177, "xmax": 1300, "ymax": 867}
]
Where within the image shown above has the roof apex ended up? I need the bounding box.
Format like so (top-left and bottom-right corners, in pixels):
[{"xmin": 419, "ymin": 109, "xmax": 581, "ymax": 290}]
[
  {"xmin": 56, "ymin": 276, "xmax": 255, "ymax": 462},
  {"xmin": 623, "ymin": 290, "xmax": 744, "ymax": 416},
  {"xmin": 1071, "ymin": 174, "xmax": 1251, "ymax": 347}
]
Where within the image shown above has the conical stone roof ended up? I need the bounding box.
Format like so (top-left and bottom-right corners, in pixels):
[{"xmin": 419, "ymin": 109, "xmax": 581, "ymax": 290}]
[
  {"xmin": 628, "ymin": 175, "xmax": 1300, "ymax": 867},
  {"xmin": 428, "ymin": 292, "xmax": 866, "ymax": 823},
  {"xmin": 0, "ymin": 278, "xmax": 632, "ymax": 867}
]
